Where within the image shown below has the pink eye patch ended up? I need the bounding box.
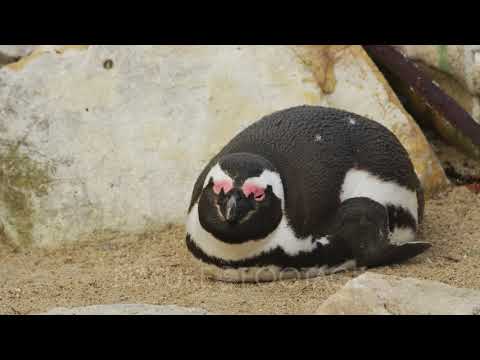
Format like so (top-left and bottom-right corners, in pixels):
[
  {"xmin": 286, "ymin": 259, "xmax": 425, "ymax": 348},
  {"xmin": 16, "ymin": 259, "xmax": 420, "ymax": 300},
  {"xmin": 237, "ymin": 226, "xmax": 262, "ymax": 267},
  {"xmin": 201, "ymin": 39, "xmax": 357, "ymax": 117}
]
[
  {"xmin": 213, "ymin": 179, "xmax": 233, "ymax": 195},
  {"xmin": 242, "ymin": 183, "xmax": 265, "ymax": 201}
]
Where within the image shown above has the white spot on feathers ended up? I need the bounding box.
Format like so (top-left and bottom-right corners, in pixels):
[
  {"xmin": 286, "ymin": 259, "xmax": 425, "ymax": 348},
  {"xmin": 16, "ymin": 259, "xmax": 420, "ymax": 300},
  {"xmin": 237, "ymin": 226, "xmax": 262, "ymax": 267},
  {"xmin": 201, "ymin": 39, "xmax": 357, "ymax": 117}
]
[
  {"xmin": 389, "ymin": 227, "xmax": 415, "ymax": 245},
  {"xmin": 314, "ymin": 134, "xmax": 322, "ymax": 142},
  {"xmin": 317, "ymin": 237, "xmax": 330, "ymax": 246}
]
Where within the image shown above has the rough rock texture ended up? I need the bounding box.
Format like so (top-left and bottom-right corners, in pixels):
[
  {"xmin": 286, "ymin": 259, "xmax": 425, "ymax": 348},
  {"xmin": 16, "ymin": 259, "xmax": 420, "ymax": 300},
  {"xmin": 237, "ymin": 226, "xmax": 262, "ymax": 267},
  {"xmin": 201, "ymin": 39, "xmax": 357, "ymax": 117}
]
[
  {"xmin": 0, "ymin": 46, "xmax": 36, "ymax": 66},
  {"xmin": 0, "ymin": 46, "xmax": 37, "ymax": 57},
  {"xmin": 395, "ymin": 45, "xmax": 480, "ymax": 95},
  {"xmin": 367, "ymin": 45, "xmax": 480, "ymax": 161},
  {"xmin": 395, "ymin": 45, "xmax": 480, "ymax": 124},
  {"xmin": 0, "ymin": 45, "xmax": 447, "ymax": 247},
  {"xmin": 316, "ymin": 272, "xmax": 480, "ymax": 315},
  {"xmin": 39, "ymin": 304, "xmax": 210, "ymax": 315}
]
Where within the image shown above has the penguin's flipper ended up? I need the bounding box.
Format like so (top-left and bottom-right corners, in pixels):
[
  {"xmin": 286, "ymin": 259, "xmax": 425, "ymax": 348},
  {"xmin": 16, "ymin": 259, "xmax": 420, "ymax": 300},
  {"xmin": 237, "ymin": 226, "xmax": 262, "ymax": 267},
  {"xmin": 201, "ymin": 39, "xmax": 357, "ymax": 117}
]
[
  {"xmin": 332, "ymin": 197, "xmax": 431, "ymax": 268},
  {"xmin": 364, "ymin": 241, "xmax": 432, "ymax": 268},
  {"xmin": 331, "ymin": 197, "xmax": 390, "ymax": 264}
]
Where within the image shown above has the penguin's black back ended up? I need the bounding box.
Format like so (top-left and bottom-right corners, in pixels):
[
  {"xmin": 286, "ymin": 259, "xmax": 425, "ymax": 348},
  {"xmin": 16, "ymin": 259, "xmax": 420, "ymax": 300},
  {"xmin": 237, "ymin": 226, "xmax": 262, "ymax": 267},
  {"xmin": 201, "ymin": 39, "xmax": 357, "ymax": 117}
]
[{"xmin": 189, "ymin": 105, "xmax": 423, "ymax": 238}]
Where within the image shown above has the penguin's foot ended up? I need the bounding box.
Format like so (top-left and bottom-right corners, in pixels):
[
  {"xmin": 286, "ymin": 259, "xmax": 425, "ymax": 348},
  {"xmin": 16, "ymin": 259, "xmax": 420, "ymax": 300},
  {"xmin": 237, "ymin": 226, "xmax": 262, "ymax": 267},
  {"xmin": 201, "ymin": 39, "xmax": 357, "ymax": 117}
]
[{"xmin": 331, "ymin": 197, "xmax": 431, "ymax": 268}]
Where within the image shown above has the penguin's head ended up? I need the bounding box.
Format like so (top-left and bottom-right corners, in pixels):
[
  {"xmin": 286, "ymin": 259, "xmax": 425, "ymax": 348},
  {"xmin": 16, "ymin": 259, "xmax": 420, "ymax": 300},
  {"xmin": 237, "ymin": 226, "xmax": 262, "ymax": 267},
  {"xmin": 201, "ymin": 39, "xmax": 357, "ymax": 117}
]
[{"xmin": 197, "ymin": 153, "xmax": 284, "ymax": 244}]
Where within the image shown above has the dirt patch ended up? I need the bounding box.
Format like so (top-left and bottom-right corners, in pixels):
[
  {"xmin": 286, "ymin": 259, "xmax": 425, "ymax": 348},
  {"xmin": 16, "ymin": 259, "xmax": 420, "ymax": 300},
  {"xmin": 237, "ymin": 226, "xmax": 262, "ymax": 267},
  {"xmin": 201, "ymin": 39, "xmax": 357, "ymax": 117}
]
[
  {"xmin": 0, "ymin": 141, "xmax": 56, "ymax": 247},
  {"xmin": 1, "ymin": 185, "xmax": 479, "ymax": 315}
]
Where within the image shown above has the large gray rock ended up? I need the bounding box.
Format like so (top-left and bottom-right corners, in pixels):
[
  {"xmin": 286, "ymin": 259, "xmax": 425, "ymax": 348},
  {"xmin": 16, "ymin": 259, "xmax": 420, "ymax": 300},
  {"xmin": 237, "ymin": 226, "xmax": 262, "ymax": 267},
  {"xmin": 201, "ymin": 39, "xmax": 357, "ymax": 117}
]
[
  {"xmin": 395, "ymin": 45, "xmax": 480, "ymax": 96},
  {"xmin": 0, "ymin": 45, "xmax": 447, "ymax": 247},
  {"xmin": 0, "ymin": 45, "xmax": 36, "ymax": 66},
  {"xmin": 395, "ymin": 45, "xmax": 480, "ymax": 124},
  {"xmin": 38, "ymin": 304, "xmax": 211, "ymax": 315},
  {"xmin": 316, "ymin": 272, "xmax": 480, "ymax": 315},
  {"xmin": 0, "ymin": 45, "xmax": 37, "ymax": 57}
]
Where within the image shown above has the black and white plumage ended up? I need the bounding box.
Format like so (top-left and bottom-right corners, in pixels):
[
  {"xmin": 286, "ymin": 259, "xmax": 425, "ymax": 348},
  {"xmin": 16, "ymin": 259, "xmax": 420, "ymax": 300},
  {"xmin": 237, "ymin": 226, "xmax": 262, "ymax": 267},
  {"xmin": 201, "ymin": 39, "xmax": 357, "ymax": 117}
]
[{"xmin": 186, "ymin": 105, "xmax": 430, "ymax": 282}]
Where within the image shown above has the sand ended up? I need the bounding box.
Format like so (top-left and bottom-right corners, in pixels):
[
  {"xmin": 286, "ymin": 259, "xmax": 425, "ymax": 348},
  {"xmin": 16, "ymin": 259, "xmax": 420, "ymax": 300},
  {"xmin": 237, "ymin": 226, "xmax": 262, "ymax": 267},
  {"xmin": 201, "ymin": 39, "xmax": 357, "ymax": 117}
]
[{"xmin": 1, "ymin": 184, "xmax": 479, "ymax": 315}]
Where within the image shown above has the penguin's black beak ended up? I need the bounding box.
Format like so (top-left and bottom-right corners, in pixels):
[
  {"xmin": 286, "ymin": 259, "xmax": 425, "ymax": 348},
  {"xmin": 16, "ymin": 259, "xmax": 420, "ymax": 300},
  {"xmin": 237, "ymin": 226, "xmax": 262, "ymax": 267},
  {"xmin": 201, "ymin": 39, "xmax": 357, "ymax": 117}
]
[
  {"xmin": 224, "ymin": 192, "xmax": 240, "ymax": 224},
  {"xmin": 218, "ymin": 189, "xmax": 254, "ymax": 225}
]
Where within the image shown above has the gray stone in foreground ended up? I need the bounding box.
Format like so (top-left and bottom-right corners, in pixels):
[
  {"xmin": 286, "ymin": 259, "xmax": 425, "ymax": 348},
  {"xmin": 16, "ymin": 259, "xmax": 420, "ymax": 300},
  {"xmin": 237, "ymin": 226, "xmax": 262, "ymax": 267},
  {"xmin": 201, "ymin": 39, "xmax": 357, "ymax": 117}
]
[
  {"xmin": 38, "ymin": 304, "xmax": 211, "ymax": 315},
  {"xmin": 316, "ymin": 272, "xmax": 480, "ymax": 315}
]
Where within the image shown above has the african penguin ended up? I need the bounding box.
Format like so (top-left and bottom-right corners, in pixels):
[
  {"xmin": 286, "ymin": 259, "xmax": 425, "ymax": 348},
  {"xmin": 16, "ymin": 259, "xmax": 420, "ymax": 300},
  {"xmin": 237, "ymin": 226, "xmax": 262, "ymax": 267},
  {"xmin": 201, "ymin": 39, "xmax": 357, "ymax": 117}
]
[{"xmin": 186, "ymin": 105, "xmax": 431, "ymax": 282}]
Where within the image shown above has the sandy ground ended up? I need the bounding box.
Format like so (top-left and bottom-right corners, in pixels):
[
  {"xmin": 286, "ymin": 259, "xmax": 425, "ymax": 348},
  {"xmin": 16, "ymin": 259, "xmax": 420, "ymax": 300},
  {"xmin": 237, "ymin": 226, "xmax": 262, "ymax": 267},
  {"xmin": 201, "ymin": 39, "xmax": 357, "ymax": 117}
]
[{"xmin": 1, "ymin": 183, "xmax": 479, "ymax": 315}]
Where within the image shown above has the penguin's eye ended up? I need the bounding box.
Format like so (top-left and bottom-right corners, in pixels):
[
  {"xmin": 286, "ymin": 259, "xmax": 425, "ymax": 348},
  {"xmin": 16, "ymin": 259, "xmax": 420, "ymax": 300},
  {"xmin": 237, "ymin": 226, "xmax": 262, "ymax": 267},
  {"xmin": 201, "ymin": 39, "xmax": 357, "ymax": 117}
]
[{"xmin": 242, "ymin": 183, "xmax": 266, "ymax": 202}]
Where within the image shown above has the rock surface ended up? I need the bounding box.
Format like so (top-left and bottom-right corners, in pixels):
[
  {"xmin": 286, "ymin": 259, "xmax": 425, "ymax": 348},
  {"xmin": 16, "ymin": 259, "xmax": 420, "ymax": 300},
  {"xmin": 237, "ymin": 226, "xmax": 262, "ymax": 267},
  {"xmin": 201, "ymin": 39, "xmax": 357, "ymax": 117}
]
[
  {"xmin": 38, "ymin": 304, "xmax": 211, "ymax": 315},
  {"xmin": 316, "ymin": 272, "xmax": 480, "ymax": 315},
  {"xmin": 0, "ymin": 45, "xmax": 448, "ymax": 247},
  {"xmin": 395, "ymin": 45, "xmax": 480, "ymax": 124},
  {"xmin": 0, "ymin": 46, "xmax": 37, "ymax": 57},
  {"xmin": 0, "ymin": 46, "xmax": 36, "ymax": 66},
  {"xmin": 395, "ymin": 45, "xmax": 480, "ymax": 95}
]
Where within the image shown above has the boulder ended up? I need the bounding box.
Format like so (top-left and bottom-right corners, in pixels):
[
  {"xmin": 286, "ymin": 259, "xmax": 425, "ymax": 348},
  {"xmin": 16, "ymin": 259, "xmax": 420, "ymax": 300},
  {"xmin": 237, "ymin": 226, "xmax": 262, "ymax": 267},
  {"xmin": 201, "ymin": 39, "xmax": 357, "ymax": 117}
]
[
  {"xmin": 316, "ymin": 272, "xmax": 480, "ymax": 315},
  {"xmin": 366, "ymin": 45, "xmax": 480, "ymax": 160},
  {"xmin": 38, "ymin": 304, "xmax": 210, "ymax": 315},
  {"xmin": 0, "ymin": 46, "xmax": 36, "ymax": 66},
  {"xmin": 394, "ymin": 45, "xmax": 480, "ymax": 97},
  {"xmin": 394, "ymin": 45, "xmax": 480, "ymax": 127},
  {"xmin": 0, "ymin": 46, "xmax": 37, "ymax": 57},
  {"xmin": 0, "ymin": 45, "xmax": 448, "ymax": 247}
]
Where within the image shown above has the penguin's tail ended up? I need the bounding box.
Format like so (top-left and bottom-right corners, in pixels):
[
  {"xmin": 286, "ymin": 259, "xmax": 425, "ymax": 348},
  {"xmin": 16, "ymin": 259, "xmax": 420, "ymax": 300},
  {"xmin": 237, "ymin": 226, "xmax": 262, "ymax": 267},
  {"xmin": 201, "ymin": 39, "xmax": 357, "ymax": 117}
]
[{"xmin": 366, "ymin": 241, "xmax": 432, "ymax": 268}]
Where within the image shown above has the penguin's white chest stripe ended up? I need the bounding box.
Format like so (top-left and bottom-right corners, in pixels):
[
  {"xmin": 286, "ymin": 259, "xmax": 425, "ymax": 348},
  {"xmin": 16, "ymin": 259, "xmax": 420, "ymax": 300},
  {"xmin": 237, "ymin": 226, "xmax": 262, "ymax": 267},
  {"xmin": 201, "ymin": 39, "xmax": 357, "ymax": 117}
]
[
  {"xmin": 186, "ymin": 203, "xmax": 269, "ymax": 261},
  {"xmin": 340, "ymin": 168, "xmax": 418, "ymax": 223},
  {"xmin": 186, "ymin": 203, "xmax": 321, "ymax": 262}
]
